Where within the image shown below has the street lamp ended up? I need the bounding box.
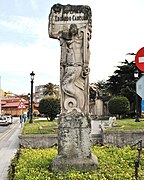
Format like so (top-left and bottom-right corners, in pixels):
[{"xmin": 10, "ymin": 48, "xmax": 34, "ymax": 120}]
[
  {"xmin": 27, "ymin": 93, "xmax": 30, "ymax": 120},
  {"xmin": 134, "ymin": 70, "xmax": 139, "ymax": 78},
  {"xmin": 134, "ymin": 70, "xmax": 140, "ymax": 122},
  {"xmin": 29, "ymin": 71, "xmax": 35, "ymax": 123}
]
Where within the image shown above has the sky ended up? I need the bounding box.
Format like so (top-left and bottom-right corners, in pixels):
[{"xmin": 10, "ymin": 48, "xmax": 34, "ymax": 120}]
[{"xmin": 0, "ymin": 0, "xmax": 144, "ymax": 95}]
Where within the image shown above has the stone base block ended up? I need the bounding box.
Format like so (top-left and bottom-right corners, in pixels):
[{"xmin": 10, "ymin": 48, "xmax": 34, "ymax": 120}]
[{"xmin": 51, "ymin": 154, "xmax": 98, "ymax": 172}]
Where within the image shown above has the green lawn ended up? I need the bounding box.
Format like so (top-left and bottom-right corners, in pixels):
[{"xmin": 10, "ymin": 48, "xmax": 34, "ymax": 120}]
[
  {"xmin": 22, "ymin": 120, "xmax": 57, "ymax": 135},
  {"xmin": 22, "ymin": 119, "xmax": 144, "ymax": 134},
  {"xmin": 106, "ymin": 119, "xmax": 144, "ymax": 130}
]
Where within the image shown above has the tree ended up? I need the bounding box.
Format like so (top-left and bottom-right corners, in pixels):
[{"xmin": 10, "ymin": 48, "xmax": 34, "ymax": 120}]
[
  {"xmin": 95, "ymin": 80, "xmax": 109, "ymax": 96},
  {"xmin": 89, "ymin": 83, "xmax": 96, "ymax": 101},
  {"xmin": 43, "ymin": 83, "xmax": 59, "ymax": 98},
  {"xmin": 108, "ymin": 96, "xmax": 130, "ymax": 119},
  {"xmin": 106, "ymin": 60, "xmax": 141, "ymax": 114},
  {"xmin": 38, "ymin": 97, "xmax": 60, "ymax": 121},
  {"xmin": 89, "ymin": 81, "xmax": 109, "ymax": 101}
]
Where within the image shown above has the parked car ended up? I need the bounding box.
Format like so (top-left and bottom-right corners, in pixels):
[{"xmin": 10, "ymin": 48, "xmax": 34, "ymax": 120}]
[
  {"xmin": 0, "ymin": 115, "xmax": 13, "ymax": 125},
  {"xmin": 6, "ymin": 115, "xmax": 13, "ymax": 124}
]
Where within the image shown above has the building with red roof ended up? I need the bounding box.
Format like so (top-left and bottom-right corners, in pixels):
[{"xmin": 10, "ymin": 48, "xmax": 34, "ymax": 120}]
[{"xmin": 1, "ymin": 96, "xmax": 38, "ymax": 116}]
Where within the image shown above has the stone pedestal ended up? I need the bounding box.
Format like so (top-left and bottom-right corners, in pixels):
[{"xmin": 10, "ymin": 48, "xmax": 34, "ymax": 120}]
[
  {"xmin": 52, "ymin": 111, "xmax": 98, "ymax": 171},
  {"xmin": 52, "ymin": 155, "xmax": 97, "ymax": 172}
]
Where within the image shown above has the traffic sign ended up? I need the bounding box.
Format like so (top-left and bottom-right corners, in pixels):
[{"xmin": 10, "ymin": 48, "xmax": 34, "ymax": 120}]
[
  {"xmin": 17, "ymin": 101, "xmax": 26, "ymax": 109},
  {"xmin": 142, "ymin": 100, "xmax": 144, "ymax": 113},
  {"xmin": 135, "ymin": 47, "xmax": 144, "ymax": 71},
  {"xmin": 136, "ymin": 75, "xmax": 144, "ymax": 99}
]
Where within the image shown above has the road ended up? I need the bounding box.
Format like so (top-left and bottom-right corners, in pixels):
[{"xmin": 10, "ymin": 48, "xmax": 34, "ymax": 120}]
[{"xmin": 0, "ymin": 117, "xmax": 21, "ymax": 180}]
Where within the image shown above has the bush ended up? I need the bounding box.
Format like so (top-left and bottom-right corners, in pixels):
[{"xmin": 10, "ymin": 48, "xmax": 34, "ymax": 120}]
[
  {"xmin": 108, "ymin": 96, "xmax": 130, "ymax": 118},
  {"xmin": 39, "ymin": 97, "xmax": 60, "ymax": 121},
  {"xmin": 8, "ymin": 145, "xmax": 144, "ymax": 179}
]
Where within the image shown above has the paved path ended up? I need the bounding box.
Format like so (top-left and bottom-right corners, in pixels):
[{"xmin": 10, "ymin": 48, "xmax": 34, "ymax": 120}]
[{"xmin": 0, "ymin": 121, "xmax": 21, "ymax": 180}]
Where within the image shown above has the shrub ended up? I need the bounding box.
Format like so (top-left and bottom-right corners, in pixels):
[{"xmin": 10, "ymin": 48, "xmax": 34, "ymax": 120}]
[
  {"xmin": 108, "ymin": 96, "xmax": 130, "ymax": 119},
  {"xmin": 39, "ymin": 97, "xmax": 60, "ymax": 121},
  {"xmin": 8, "ymin": 145, "xmax": 144, "ymax": 179}
]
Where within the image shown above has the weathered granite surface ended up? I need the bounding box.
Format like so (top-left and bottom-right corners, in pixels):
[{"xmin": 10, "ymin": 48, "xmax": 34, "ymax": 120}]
[{"xmin": 48, "ymin": 4, "xmax": 97, "ymax": 171}]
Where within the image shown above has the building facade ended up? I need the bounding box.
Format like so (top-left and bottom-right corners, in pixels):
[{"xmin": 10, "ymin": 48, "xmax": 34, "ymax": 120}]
[
  {"xmin": 1, "ymin": 95, "xmax": 38, "ymax": 116},
  {"xmin": 35, "ymin": 85, "xmax": 45, "ymax": 103}
]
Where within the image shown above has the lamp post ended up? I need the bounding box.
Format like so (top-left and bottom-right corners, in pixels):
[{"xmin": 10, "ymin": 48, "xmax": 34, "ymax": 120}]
[
  {"xmin": 29, "ymin": 71, "xmax": 35, "ymax": 123},
  {"xmin": 27, "ymin": 93, "xmax": 30, "ymax": 120},
  {"xmin": 134, "ymin": 70, "xmax": 140, "ymax": 122}
]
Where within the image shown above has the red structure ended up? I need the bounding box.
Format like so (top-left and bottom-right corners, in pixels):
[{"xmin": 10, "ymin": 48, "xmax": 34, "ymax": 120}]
[{"xmin": 1, "ymin": 96, "xmax": 38, "ymax": 116}]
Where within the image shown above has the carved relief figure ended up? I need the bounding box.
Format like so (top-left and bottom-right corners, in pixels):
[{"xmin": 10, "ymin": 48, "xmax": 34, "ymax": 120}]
[
  {"xmin": 58, "ymin": 24, "xmax": 89, "ymax": 113},
  {"xmin": 48, "ymin": 4, "xmax": 92, "ymax": 114}
]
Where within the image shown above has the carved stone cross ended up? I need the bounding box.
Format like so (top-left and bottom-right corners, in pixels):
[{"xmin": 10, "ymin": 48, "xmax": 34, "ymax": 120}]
[{"xmin": 48, "ymin": 3, "xmax": 97, "ymax": 172}]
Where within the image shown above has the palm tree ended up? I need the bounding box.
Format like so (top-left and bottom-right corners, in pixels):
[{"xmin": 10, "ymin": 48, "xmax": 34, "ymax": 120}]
[
  {"xmin": 95, "ymin": 80, "xmax": 109, "ymax": 96},
  {"xmin": 43, "ymin": 83, "xmax": 59, "ymax": 98}
]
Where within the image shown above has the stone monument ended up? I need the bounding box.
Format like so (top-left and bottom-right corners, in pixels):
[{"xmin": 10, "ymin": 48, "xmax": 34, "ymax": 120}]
[{"xmin": 48, "ymin": 3, "xmax": 98, "ymax": 171}]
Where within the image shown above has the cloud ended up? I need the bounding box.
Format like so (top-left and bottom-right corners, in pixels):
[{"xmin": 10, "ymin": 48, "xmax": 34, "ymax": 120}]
[
  {"xmin": 0, "ymin": 16, "xmax": 41, "ymax": 35},
  {"xmin": 1, "ymin": 0, "xmax": 144, "ymax": 94}
]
